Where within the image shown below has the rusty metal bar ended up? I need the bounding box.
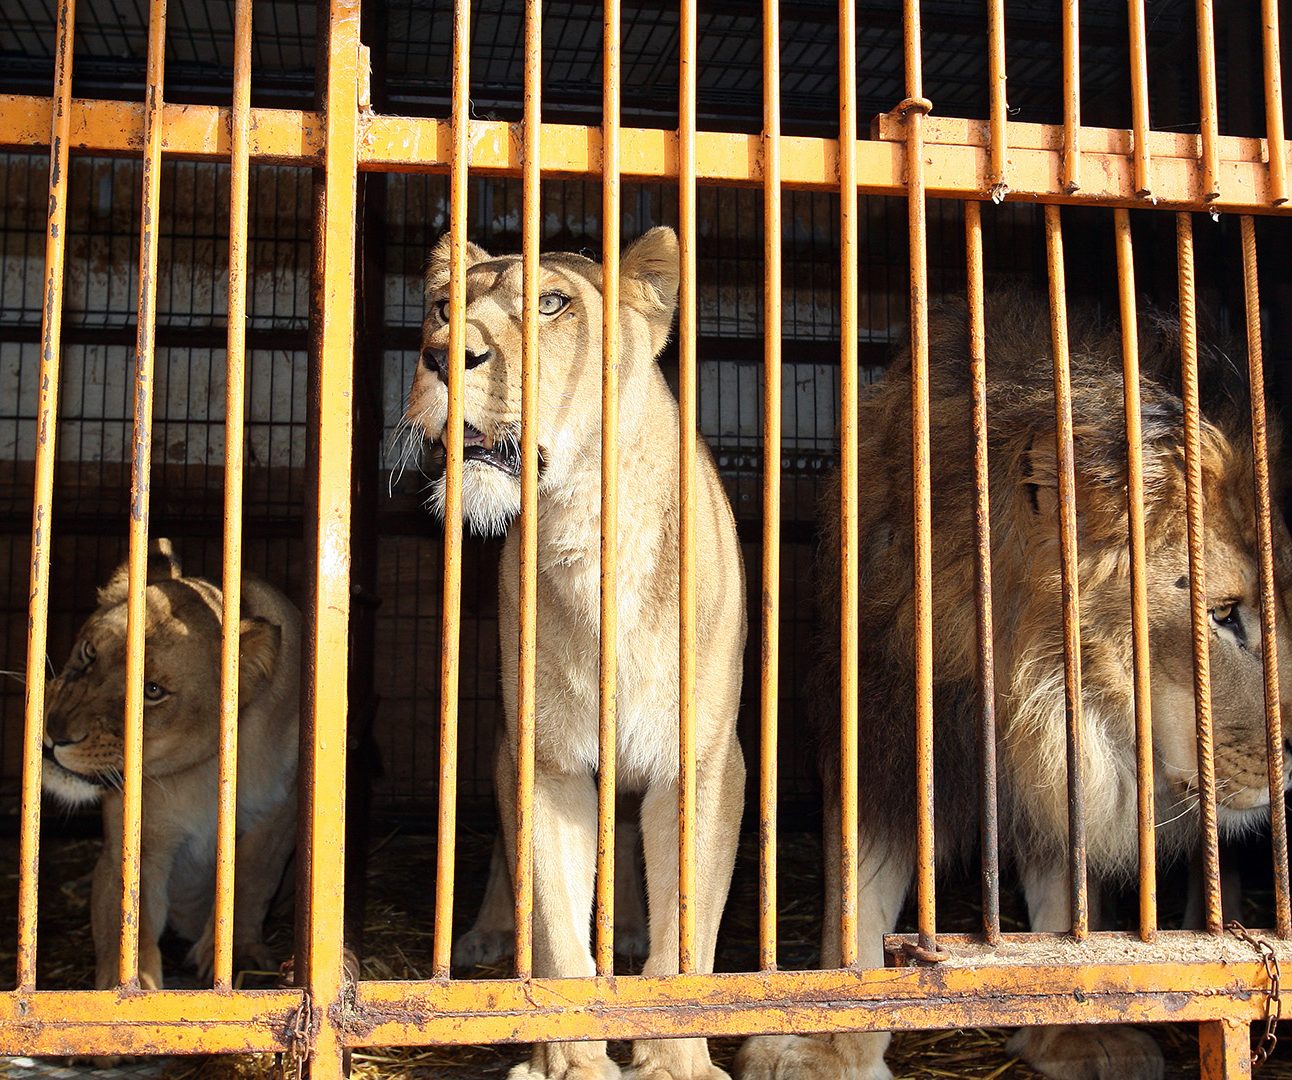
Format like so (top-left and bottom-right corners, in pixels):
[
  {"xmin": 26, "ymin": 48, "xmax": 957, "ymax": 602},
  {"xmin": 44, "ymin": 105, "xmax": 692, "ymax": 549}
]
[
  {"xmin": 1061, "ymin": 0, "xmax": 1080, "ymax": 192},
  {"xmin": 1042, "ymin": 205, "xmax": 1088, "ymax": 940},
  {"xmin": 1261, "ymin": 0, "xmax": 1288, "ymax": 205},
  {"xmin": 986, "ymin": 0, "xmax": 1007, "ymax": 199},
  {"xmin": 837, "ymin": 0, "xmax": 860, "ymax": 971},
  {"xmin": 596, "ymin": 0, "xmax": 621, "ymax": 976},
  {"xmin": 1113, "ymin": 208, "xmax": 1156, "ymax": 942},
  {"xmin": 514, "ymin": 0, "xmax": 541, "ymax": 982},
  {"xmin": 1126, "ymin": 0, "xmax": 1151, "ymax": 198},
  {"xmin": 213, "ymin": 0, "xmax": 253, "ymax": 992},
  {"xmin": 1195, "ymin": 0, "xmax": 1220, "ymax": 201},
  {"xmin": 759, "ymin": 0, "xmax": 782, "ymax": 974},
  {"xmin": 17, "ymin": 0, "xmax": 76, "ymax": 995},
  {"xmin": 902, "ymin": 0, "xmax": 937, "ymax": 958},
  {"xmin": 1199, "ymin": 1018, "xmax": 1254, "ymax": 1079},
  {"xmin": 964, "ymin": 200, "xmax": 999, "ymax": 947},
  {"xmin": 1240, "ymin": 216, "xmax": 1292, "ymax": 937},
  {"xmin": 432, "ymin": 0, "xmax": 470, "ymax": 980},
  {"xmin": 1176, "ymin": 212, "xmax": 1222, "ymax": 935},
  {"xmin": 120, "ymin": 0, "xmax": 169, "ymax": 986}
]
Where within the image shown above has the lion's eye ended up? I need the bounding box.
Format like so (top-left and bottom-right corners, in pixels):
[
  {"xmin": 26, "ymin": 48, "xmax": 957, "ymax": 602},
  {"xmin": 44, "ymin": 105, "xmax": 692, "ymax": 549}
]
[
  {"xmin": 142, "ymin": 681, "xmax": 168, "ymax": 702},
  {"xmin": 433, "ymin": 299, "xmax": 450, "ymax": 322},
  {"xmin": 538, "ymin": 291, "xmax": 569, "ymax": 317},
  {"xmin": 78, "ymin": 640, "xmax": 96, "ymax": 667},
  {"xmin": 1210, "ymin": 604, "xmax": 1238, "ymax": 628}
]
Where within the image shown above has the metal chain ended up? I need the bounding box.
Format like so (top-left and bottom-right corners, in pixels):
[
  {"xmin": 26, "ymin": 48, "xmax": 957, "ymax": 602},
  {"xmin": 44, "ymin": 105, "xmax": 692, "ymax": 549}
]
[{"xmin": 1228, "ymin": 921, "xmax": 1282, "ymax": 1068}]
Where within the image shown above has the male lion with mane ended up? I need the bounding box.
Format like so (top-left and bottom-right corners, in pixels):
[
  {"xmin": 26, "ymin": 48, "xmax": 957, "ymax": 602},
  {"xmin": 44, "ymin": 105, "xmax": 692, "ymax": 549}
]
[
  {"xmin": 406, "ymin": 227, "xmax": 746, "ymax": 1080},
  {"xmin": 736, "ymin": 293, "xmax": 1292, "ymax": 1080}
]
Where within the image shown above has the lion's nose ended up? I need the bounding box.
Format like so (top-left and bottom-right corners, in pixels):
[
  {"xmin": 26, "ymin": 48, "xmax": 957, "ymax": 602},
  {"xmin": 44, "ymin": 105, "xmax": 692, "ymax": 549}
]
[{"xmin": 421, "ymin": 346, "xmax": 493, "ymax": 382}]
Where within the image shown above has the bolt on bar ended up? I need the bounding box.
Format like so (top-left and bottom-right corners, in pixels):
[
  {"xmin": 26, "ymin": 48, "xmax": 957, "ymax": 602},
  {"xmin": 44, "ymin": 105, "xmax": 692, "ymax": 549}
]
[
  {"xmin": 1240, "ymin": 217, "xmax": 1292, "ymax": 937},
  {"xmin": 120, "ymin": 0, "xmax": 169, "ymax": 986},
  {"xmin": 759, "ymin": 0, "xmax": 782, "ymax": 973},
  {"xmin": 1061, "ymin": 0, "xmax": 1081, "ymax": 193},
  {"xmin": 1261, "ymin": 0, "xmax": 1288, "ymax": 205},
  {"xmin": 1175, "ymin": 213, "xmax": 1222, "ymax": 935},
  {"xmin": 964, "ymin": 200, "xmax": 1000, "ymax": 947},
  {"xmin": 432, "ymin": 0, "xmax": 471, "ymax": 979},
  {"xmin": 596, "ymin": 0, "xmax": 621, "ymax": 976},
  {"xmin": 213, "ymin": 0, "xmax": 253, "ymax": 991},
  {"xmin": 677, "ymin": 0, "xmax": 699, "ymax": 975},
  {"xmin": 986, "ymin": 0, "xmax": 1007, "ymax": 200},
  {"xmin": 902, "ymin": 0, "xmax": 937, "ymax": 958},
  {"xmin": 1113, "ymin": 209, "xmax": 1157, "ymax": 942},
  {"xmin": 1195, "ymin": 0, "xmax": 1220, "ymax": 202},
  {"xmin": 514, "ymin": 0, "xmax": 541, "ymax": 982},
  {"xmin": 1126, "ymin": 0, "xmax": 1151, "ymax": 198},
  {"xmin": 1043, "ymin": 205, "xmax": 1088, "ymax": 940},
  {"xmin": 18, "ymin": 0, "xmax": 76, "ymax": 994},
  {"xmin": 837, "ymin": 0, "xmax": 860, "ymax": 971}
]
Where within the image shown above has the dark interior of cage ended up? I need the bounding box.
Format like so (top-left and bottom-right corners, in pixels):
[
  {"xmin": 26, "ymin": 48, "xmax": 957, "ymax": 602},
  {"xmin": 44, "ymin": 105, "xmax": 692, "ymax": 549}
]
[{"xmin": 1, "ymin": 0, "xmax": 1292, "ymax": 1018}]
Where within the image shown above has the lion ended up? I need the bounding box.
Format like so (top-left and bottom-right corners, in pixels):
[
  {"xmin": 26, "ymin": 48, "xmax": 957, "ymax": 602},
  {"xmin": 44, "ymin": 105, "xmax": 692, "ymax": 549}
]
[
  {"xmin": 735, "ymin": 293, "xmax": 1292, "ymax": 1080},
  {"xmin": 406, "ymin": 227, "xmax": 747, "ymax": 1080},
  {"xmin": 42, "ymin": 539, "xmax": 300, "ymax": 992}
]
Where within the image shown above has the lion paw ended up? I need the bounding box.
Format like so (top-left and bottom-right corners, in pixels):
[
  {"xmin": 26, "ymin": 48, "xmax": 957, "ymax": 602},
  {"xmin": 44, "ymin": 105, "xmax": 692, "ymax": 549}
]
[
  {"xmin": 453, "ymin": 927, "xmax": 514, "ymax": 970},
  {"xmin": 509, "ymin": 1052, "xmax": 621, "ymax": 1080},
  {"xmin": 622, "ymin": 1065, "xmax": 729, "ymax": 1080},
  {"xmin": 733, "ymin": 1035, "xmax": 891, "ymax": 1080},
  {"xmin": 1007, "ymin": 1024, "xmax": 1164, "ymax": 1080}
]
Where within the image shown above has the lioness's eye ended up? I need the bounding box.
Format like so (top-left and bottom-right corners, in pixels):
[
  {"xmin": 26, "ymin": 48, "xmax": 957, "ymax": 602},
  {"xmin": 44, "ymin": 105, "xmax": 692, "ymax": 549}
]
[
  {"xmin": 143, "ymin": 681, "xmax": 168, "ymax": 702},
  {"xmin": 433, "ymin": 299, "xmax": 450, "ymax": 322},
  {"xmin": 1210, "ymin": 604, "xmax": 1238, "ymax": 626},
  {"xmin": 538, "ymin": 291, "xmax": 569, "ymax": 317},
  {"xmin": 78, "ymin": 640, "xmax": 96, "ymax": 666}
]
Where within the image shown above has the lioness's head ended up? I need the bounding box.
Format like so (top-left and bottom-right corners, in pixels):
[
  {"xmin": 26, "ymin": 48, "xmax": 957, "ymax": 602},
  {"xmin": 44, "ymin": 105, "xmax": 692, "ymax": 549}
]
[
  {"xmin": 42, "ymin": 540, "xmax": 283, "ymax": 808},
  {"xmin": 404, "ymin": 227, "xmax": 680, "ymax": 535}
]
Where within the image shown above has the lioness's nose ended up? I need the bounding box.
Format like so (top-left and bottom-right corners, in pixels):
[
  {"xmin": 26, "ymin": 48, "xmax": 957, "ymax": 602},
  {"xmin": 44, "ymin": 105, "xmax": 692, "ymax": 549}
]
[{"xmin": 421, "ymin": 345, "xmax": 493, "ymax": 382}]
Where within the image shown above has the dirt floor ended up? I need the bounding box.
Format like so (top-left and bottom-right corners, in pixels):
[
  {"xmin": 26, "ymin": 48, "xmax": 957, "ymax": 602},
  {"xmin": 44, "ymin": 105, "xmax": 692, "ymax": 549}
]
[{"xmin": 1, "ymin": 824, "xmax": 1290, "ymax": 1078}]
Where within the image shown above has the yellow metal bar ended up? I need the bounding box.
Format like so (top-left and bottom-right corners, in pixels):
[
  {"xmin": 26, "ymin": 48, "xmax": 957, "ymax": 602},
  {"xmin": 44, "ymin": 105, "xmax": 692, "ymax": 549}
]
[
  {"xmin": 433, "ymin": 0, "xmax": 470, "ymax": 980},
  {"xmin": 677, "ymin": 0, "xmax": 698, "ymax": 974},
  {"xmin": 837, "ymin": 0, "xmax": 860, "ymax": 971},
  {"xmin": 596, "ymin": 0, "xmax": 621, "ymax": 976},
  {"xmin": 1199, "ymin": 1018, "xmax": 1254, "ymax": 1079},
  {"xmin": 213, "ymin": 0, "xmax": 252, "ymax": 992},
  {"xmin": 17, "ymin": 0, "xmax": 75, "ymax": 995},
  {"xmin": 1043, "ymin": 205, "xmax": 1088, "ymax": 940},
  {"xmin": 986, "ymin": 0, "xmax": 1007, "ymax": 199},
  {"xmin": 1261, "ymin": 0, "xmax": 1288, "ymax": 205},
  {"xmin": 1126, "ymin": 0, "xmax": 1151, "ymax": 198},
  {"xmin": 1114, "ymin": 209, "xmax": 1156, "ymax": 942},
  {"xmin": 759, "ymin": 0, "xmax": 782, "ymax": 973},
  {"xmin": 1061, "ymin": 0, "xmax": 1081, "ymax": 192},
  {"xmin": 1195, "ymin": 0, "xmax": 1220, "ymax": 201},
  {"xmin": 120, "ymin": 0, "xmax": 168, "ymax": 987},
  {"xmin": 514, "ymin": 0, "xmax": 541, "ymax": 982},
  {"xmin": 1240, "ymin": 216, "xmax": 1292, "ymax": 937},
  {"xmin": 1176, "ymin": 213, "xmax": 1221, "ymax": 934}
]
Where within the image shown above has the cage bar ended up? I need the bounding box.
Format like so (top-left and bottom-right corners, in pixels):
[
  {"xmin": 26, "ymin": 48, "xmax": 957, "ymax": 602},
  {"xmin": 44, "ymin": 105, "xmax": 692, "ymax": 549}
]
[
  {"xmin": 213, "ymin": 0, "xmax": 253, "ymax": 992},
  {"xmin": 1113, "ymin": 208, "xmax": 1156, "ymax": 941},
  {"xmin": 1175, "ymin": 212, "xmax": 1222, "ymax": 935},
  {"xmin": 1199, "ymin": 1018, "xmax": 1254, "ymax": 1079},
  {"xmin": 1126, "ymin": 0, "xmax": 1151, "ymax": 198},
  {"xmin": 986, "ymin": 0, "xmax": 1007, "ymax": 199},
  {"xmin": 1261, "ymin": 0, "xmax": 1288, "ymax": 205},
  {"xmin": 1195, "ymin": 0, "xmax": 1220, "ymax": 202},
  {"xmin": 1042, "ymin": 205, "xmax": 1088, "ymax": 940},
  {"xmin": 17, "ymin": 0, "xmax": 76, "ymax": 994},
  {"xmin": 1240, "ymin": 216, "xmax": 1292, "ymax": 938},
  {"xmin": 1061, "ymin": 0, "xmax": 1080, "ymax": 193}
]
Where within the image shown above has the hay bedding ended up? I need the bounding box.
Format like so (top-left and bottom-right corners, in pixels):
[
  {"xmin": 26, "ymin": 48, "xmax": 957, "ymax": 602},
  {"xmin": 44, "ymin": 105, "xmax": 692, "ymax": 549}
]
[{"xmin": 0, "ymin": 829, "xmax": 1287, "ymax": 1078}]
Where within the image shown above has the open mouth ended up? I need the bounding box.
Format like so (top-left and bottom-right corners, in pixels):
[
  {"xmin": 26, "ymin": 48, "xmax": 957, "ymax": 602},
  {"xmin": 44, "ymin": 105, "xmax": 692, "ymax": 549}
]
[{"xmin": 436, "ymin": 423, "xmax": 542, "ymax": 479}]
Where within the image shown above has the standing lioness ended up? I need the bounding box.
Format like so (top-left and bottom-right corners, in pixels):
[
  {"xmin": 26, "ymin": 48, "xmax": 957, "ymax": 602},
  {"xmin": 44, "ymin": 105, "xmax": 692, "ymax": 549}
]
[{"xmin": 406, "ymin": 227, "xmax": 747, "ymax": 1080}]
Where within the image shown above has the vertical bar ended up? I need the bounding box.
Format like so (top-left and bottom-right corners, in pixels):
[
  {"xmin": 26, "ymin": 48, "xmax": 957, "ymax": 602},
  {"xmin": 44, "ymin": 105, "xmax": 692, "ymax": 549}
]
[
  {"xmin": 1114, "ymin": 209, "xmax": 1156, "ymax": 942},
  {"xmin": 964, "ymin": 201, "xmax": 999, "ymax": 947},
  {"xmin": 1061, "ymin": 0, "xmax": 1081, "ymax": 193},
  {"xmin": 1195, "ymin": 0, "xmax": 1221, "ymax": 202},
  {"xmin": 305, "ymin": 0, "xmax": 359, "ymax": 1071},
  {"xmin": 903, "ymin": 0, "xmax": 937, "ymax": 958},
  {"xmin": 677, "ymin": 0, "xmax": 698, "ymax": 975},
  {"xmin": 1199, "ymin": 1019, "xmax": 1254, "ymax": 1080},
  {"xmin": 759, "ymin": 0, "xmax": 782, "ymax": 974},
  {"xmin": 1043, "ymin": 205, "xmax": 1088, "ymax": 940},
  {"xmin": 596, "ymin": 0, "xmax": 621, "ymax": 977},
  {"xmin": 18, "ymin": 0, "xmax": 76, "ymax": 994},
  {"xmin": 837, "ymin": 0, "xmax": 860, "ymax": 971},
  {"xmin": 213, "ymin": 0, "xmax": 253, "ymax": 992},
  {"xmin": 1126, "ymin": 0, "xmax": 1151, "ymax": 198},
  {"xmin": 514, "ymin": 0, "xmax": 541, "ymax": 982},
  {"xmin": 432, "ymin": 0, "xmax": 470, "ymax": 979},
  {"xmin": 1176, "ymin": 212, "xmax": 1222, "ymax": 935},
  {"xmin": 120, "ymin": 0, "xmax": 169, "ymax": 986},
  {"xmin": 1240, "ymin": 216, "xmax": 1292, "ymax": 937},
  {"xmin": 1261, "ymin": 0, "xmax": 1288, "ymax": 205},
  {"xmin": 986, "ymin": 0, "xmax": 1008, "ymax": 200}
]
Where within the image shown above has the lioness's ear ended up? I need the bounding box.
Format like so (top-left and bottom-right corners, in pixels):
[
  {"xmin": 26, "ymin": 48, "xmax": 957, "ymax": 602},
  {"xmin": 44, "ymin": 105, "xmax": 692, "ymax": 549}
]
[
  {"xmin": 425, "ymin": 233, "xmax": 491, "ymax": 293},
  {"xmin": 621, "ymin": 227, "xmax": 680, "ymax": 355},
  {"xmin": 238, "ymin": 616, "xmax": 282, "ymax": 698},
  {"xmin": 96, "ymin": 538, "xmax": 184, "ymax": 607}
]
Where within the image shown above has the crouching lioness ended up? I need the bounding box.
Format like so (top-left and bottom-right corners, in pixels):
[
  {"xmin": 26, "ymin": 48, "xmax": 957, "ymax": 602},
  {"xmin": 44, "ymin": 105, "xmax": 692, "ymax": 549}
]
[
  {"xmin": 407, "ymin": 227, "xmax": 747, "ymax": 1080},
  {"xmin": 42, "ymin": 540, "xmax": 300, "ymax": 990}
]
